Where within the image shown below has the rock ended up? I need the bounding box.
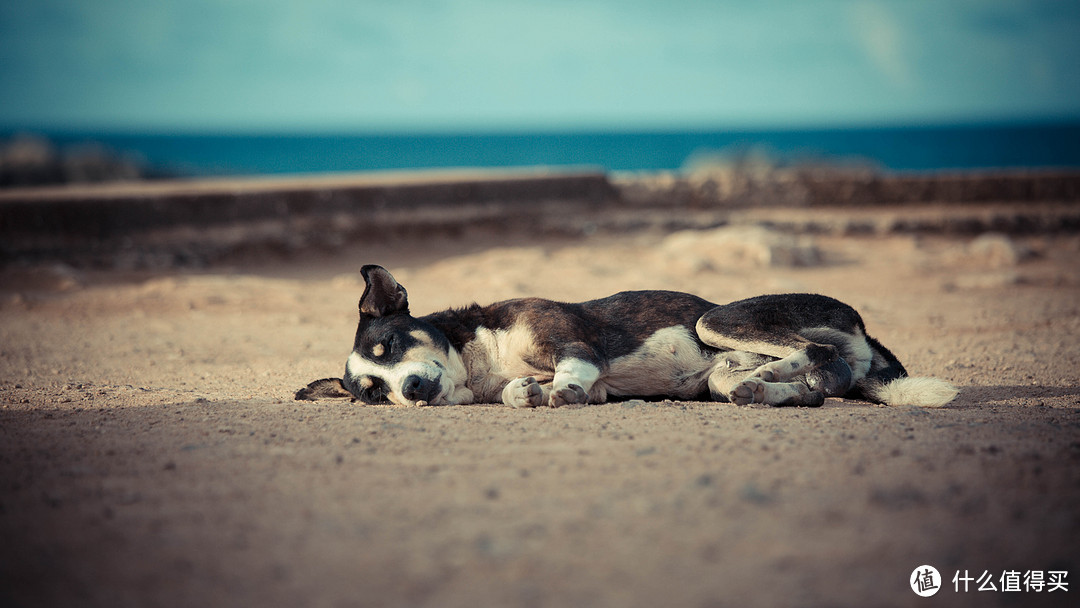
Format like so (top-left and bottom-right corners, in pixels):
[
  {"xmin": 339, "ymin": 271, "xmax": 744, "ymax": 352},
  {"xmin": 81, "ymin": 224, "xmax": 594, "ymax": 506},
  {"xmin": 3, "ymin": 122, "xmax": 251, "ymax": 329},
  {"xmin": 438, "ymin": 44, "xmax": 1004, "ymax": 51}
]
[
  {"xmin": 660, "ymin": 226, "xmax": 821, "ymax": 271},
  {"xmin": 968, "ymin": 233, "xmax": 1032, "ymax": 267}
]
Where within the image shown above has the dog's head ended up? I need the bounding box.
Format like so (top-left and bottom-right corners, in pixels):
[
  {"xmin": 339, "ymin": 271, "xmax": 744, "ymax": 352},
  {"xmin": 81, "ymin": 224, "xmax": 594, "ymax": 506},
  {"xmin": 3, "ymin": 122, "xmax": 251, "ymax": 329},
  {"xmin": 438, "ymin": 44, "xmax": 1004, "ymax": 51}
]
[{"xmin": 339, "ymin": 265, "xmax": 456, "ymax": 406}]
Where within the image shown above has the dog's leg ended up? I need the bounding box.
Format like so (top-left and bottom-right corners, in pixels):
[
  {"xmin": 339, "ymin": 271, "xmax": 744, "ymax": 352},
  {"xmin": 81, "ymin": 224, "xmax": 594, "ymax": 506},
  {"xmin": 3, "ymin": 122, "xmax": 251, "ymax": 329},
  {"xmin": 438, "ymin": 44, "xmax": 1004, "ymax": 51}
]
[
  {"xmin": 748, "ymin": 340, "xmax": 838, "ymax": 383},
  {"xmin": 550, "ymin": 354, "xmax": 602, "ymax": 408},
  {"xmin": 706, "ymin": 351, "xmax": 770, "ymax": 400},
  {"xmin": 447, "ymin": 385, "xmax": 476, "ymax": 406},
  {"xmin": 728, "ymin": 377, "xmax": 824, "ymax": 407},
  {"xmin": 696, "ymin": 306, "xmax": 839, "ymax": 384},
  {"xmin": 707, "ymin": 341, "xmax": 831, "ymax": 407},
  {"xmin": 707, "ymin": 352, "xmax": 825, "ymax": 407},
  {"xmin": 501, "ymin": 377, "xmax": 546, "ymax": 408}
]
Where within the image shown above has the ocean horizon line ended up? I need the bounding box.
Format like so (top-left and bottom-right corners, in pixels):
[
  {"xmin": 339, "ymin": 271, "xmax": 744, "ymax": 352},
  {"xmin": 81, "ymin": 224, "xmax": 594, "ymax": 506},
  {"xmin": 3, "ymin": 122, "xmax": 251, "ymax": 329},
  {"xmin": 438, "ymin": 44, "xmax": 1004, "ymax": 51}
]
[
  {"xmin": 4, "ymin": 119, "xmax": 1080, "ymax": 179},
  {"xmin": 5, "ymin": 114, "xmax": 1080, "ymax": 138}
]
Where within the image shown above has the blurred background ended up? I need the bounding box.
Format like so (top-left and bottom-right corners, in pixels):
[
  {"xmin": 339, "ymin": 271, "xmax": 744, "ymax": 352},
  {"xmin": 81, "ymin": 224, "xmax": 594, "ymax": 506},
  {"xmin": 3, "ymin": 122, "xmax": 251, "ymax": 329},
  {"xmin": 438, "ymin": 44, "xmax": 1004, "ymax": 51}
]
[{"xmin": 2, "ymin": 0, "xmax": 1080, "ymax": 182}]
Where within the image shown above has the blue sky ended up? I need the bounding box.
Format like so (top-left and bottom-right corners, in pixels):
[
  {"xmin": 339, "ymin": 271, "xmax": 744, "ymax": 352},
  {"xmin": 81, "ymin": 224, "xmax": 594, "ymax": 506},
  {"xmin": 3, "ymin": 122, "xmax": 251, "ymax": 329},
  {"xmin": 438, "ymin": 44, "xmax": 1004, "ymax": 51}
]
[{"xmin": 1, "ymin": 0, "xmax": 1078, "ymax": 132}]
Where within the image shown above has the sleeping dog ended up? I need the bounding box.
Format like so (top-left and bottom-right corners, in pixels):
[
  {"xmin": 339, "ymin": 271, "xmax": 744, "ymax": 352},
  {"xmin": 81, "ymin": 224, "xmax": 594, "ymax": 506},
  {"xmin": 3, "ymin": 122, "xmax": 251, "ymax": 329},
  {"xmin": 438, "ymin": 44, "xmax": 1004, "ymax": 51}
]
[{"xmin": 296, "ymin": 265, "xmax": 958, "ymax": 408}]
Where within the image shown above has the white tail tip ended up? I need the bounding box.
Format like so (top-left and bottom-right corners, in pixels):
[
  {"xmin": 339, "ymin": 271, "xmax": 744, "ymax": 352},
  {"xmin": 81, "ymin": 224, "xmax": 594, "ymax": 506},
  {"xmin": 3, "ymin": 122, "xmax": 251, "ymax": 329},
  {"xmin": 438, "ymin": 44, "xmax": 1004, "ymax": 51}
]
[{"xmin": 873, "ymin": 376, "xmax": 959, "ymax": 407}]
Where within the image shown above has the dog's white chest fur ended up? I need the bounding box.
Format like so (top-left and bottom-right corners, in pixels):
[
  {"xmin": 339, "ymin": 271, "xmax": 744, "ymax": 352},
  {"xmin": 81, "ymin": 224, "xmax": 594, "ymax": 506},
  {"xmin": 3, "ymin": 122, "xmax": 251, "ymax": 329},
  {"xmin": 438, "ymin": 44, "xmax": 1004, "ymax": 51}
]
[{"xmin": 460, "ymin": 324, "xmax": 548, "ymax": 402}]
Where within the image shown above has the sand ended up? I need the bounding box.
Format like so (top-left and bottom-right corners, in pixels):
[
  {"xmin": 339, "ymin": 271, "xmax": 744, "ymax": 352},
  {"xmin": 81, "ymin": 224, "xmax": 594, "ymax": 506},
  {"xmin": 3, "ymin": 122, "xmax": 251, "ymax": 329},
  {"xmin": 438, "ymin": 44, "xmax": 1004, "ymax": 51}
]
[{"xmin": 1, "ymin": 225, "xmax": 1078, "ymax": 607}]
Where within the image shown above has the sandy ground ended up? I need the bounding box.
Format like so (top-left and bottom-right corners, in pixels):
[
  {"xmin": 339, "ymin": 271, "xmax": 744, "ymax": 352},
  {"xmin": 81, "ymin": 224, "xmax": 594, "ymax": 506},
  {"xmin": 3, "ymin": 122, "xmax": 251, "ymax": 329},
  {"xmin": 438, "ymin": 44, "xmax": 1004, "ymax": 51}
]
[{"xmin": 1, "ymin": 222, "xmax": 1079, "ymax": 607}]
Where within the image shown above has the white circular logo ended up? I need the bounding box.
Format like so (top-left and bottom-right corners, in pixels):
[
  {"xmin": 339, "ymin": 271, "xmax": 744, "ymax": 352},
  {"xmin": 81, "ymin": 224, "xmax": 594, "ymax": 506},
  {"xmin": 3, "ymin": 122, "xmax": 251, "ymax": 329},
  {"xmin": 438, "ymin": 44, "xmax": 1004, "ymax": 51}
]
[{"xmin": 910, "ymin": 565, "xmax": 941, "ymax": 597}]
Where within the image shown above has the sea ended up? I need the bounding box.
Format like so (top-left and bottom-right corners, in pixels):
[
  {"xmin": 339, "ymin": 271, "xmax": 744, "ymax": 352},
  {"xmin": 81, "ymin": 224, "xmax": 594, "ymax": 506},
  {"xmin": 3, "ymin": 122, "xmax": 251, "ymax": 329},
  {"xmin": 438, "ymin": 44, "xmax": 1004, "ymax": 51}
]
[{"xmin": 27, "ymin": 120, "xmax": 1080, "ymax": 178}]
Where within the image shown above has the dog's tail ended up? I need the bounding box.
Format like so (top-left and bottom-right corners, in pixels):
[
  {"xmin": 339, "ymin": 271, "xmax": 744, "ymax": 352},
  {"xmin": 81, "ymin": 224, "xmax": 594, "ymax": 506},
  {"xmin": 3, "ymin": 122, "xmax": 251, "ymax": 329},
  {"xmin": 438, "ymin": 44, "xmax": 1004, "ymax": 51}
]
[
  {"xmin": 858, "ymin": 375, "xmax": 959, "ymax": 408},
  {"xmin": 854, "ymin": 336, "xmax": 959, "ymax": 408}
]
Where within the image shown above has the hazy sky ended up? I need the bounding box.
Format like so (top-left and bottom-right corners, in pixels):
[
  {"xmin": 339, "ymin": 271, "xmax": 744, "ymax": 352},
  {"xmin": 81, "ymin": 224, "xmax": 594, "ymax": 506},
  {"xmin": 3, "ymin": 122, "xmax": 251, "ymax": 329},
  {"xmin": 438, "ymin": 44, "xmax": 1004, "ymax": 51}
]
[{"xmin": 2, "ymin": 0, "xmax": 1078, "ymax": 132}]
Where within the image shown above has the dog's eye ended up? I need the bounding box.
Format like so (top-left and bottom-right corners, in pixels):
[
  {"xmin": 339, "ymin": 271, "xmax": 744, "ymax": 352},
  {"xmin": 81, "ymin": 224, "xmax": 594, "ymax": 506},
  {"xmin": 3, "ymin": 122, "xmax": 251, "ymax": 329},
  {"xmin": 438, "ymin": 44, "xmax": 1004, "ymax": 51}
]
[{"xmin": 379, "ymin": 336, "xmax": 396, "ymax": 357}]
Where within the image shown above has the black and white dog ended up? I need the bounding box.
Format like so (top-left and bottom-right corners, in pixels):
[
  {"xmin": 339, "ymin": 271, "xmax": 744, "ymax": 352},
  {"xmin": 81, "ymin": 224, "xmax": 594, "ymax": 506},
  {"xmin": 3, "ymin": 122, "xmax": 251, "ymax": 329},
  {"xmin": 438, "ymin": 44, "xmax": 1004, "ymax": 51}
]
[{"xmin": 296, "ymin": 265, "xmax": 957, "ymax": 408}]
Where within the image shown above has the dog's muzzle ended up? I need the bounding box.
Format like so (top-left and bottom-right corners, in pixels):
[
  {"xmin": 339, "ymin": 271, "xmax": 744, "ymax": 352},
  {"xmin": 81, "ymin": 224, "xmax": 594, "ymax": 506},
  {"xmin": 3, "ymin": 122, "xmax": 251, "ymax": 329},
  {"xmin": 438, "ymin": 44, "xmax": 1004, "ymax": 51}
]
[{"xmin": 402, "ymin": 374, "xmax": 442, "ymax": 406}]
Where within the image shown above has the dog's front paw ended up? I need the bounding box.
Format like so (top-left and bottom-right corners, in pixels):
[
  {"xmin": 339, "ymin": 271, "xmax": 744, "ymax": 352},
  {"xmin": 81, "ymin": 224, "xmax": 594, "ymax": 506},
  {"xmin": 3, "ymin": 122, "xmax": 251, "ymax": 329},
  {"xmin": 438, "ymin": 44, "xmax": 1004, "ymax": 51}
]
[
  {"xmin": 502, "ymin": 377, "xmax": 544, "ymax": 408},
  {"xmin": 729, "ymin": 378, "xmax": 766, "ymax": 405},
  {"xmin": 550, "ymin": 383, "xmax": 587, "ymax": 408}
]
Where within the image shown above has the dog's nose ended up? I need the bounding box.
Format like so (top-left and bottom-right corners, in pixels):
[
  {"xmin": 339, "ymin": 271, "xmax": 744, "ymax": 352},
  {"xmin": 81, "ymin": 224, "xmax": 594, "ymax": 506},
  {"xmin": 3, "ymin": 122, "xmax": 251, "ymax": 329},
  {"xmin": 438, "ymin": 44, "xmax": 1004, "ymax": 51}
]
[{"xmin": 402, "ymin": 375, "xmax": 439, "ymax": 403}]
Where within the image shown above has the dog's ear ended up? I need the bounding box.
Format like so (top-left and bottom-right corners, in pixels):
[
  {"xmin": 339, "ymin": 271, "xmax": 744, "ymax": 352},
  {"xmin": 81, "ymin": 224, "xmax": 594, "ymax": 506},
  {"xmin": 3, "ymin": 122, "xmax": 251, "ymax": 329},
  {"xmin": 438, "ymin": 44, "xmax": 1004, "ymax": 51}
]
[
  {"xmin": 359, "ymin": 265, "xmax": 409, "ymax": 317},
  {"xmin": 295, "ymin": 378, "xmax": 353, "ymax": 401}
]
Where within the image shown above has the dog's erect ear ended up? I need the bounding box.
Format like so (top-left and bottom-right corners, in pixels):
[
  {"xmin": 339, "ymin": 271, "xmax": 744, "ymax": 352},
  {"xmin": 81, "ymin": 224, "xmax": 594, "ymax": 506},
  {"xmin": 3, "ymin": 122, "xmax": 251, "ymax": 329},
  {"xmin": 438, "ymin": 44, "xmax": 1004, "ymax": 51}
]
[
  {"xmin": 295, "ymin": 378, "xmax": 353, "ymax": 401},
  {"xmin": 359, "ymin": 265, "xmax": 409, "ymax": 317}
]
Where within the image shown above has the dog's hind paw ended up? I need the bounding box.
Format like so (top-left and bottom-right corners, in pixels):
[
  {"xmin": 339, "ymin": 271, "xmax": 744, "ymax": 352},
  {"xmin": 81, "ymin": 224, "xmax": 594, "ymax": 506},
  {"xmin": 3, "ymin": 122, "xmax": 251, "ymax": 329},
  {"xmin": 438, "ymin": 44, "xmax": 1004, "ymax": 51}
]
[
  {"xmin": 550, "ymin": 383, "xmax": 587, "ymax": 408},
  {"xmin": 729, "ymin": 378, "xmax": 766, "ymax": 405},
  {"xmin": 800, "ymin": 389, "xmax": 826, "ymax": 407},
  {"xmin": 753, "ymin": 368, "xmax": 781, "ymax": 382},
  {"xmin": 502, "ymin": 377, "xmax": 545, "ymax": 408}
]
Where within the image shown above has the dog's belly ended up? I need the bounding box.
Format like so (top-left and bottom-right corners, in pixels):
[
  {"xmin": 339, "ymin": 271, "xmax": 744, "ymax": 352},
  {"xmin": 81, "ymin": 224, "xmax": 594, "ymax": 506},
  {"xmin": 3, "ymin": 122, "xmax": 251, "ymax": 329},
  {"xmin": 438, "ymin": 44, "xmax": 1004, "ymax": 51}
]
[{"xmin": 599, "ymin": 326, "xmax": 716, "ymax": 399}]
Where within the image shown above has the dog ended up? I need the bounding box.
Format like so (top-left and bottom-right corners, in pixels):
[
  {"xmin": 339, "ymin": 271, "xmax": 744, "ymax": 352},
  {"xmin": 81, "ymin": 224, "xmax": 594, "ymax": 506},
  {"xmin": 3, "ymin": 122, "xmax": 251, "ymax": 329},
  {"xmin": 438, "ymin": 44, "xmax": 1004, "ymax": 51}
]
[{"xmin": 296, "ymin": 265, "xmax": 958, "ymax": 408}]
